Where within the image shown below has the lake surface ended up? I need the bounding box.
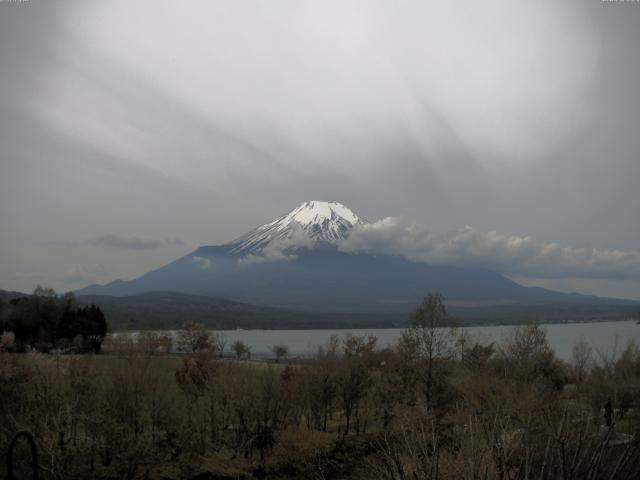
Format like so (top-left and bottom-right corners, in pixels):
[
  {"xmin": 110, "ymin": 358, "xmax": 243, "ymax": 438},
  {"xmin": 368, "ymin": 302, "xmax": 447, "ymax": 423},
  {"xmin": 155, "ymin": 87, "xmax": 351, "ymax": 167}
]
[{"xmin": 128, "ymin": 320, "xmax": 640, "ymax": 361}]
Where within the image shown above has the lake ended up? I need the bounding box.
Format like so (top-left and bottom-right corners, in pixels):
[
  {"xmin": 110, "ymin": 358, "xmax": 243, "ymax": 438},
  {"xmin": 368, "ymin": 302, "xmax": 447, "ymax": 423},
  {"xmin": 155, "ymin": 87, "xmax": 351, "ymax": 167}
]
[{"xmin": 127, "ymin": 320, "xmax": 640, "ymax": 361}]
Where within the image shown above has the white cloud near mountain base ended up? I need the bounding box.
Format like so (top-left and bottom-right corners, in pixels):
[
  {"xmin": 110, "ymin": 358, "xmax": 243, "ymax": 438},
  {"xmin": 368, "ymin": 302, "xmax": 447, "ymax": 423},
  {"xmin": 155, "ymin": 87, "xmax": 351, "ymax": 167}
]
[
  {"xmin": 192, "ymin": 256, "xmax": 212, "ymax": 270},
  {"xmin": 239, "ymin": 224, "xmax": 315, "ymax": 265},
  {"xmin": 337, "ymin": 219, "xmax": 640, "ymax": 280}
]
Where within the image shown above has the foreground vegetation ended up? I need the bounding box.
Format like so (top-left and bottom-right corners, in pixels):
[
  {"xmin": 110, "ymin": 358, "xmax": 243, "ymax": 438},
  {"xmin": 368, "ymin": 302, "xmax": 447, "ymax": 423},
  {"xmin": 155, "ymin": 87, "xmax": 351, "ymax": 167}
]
[{"xmin": 2, "ymin": 293, "xmax": 640, "ymax": 479}]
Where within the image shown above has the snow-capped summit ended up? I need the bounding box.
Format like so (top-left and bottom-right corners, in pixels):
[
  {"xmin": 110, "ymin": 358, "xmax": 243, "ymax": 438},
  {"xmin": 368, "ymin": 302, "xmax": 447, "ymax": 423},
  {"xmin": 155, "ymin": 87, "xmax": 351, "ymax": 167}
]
[{"xmin": 229, "ymin": 201, "xmax": 367, "ymax": 255}]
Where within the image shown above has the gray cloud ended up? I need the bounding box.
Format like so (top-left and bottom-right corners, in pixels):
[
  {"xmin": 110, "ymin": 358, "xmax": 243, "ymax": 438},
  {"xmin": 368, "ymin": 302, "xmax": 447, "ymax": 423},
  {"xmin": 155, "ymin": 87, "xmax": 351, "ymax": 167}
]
[
  {"xmin": 47, "ymin": 239, "xmax": 81, "ymax": 248},
  {"xmin": 48, "ymin": 235, "xmax": 187, "ymax": 251},
  {"xmin": 228, "ymin": 215, "xmax": 640, "ymax": 280},
  {"xmin": 165, "ymin": 237, "xmax": 187, "ymax": 247},
  {"xmin": 1, "ymin": 1, "xmax": 639, "ymax": 298},
  {"xmin": 88, "ymin": 235, "xmax": 163, "ymax": 250},
  {"xmin": 62, "ymin": 264, "xmax": 111, "ymax": 286},
  {"xmin": 11, "ymin": 264, "xmax": 111, "ymax": 292},
  {"xmin": 338, "ymin": 219, "xmax": 640, "ymax": 280}
]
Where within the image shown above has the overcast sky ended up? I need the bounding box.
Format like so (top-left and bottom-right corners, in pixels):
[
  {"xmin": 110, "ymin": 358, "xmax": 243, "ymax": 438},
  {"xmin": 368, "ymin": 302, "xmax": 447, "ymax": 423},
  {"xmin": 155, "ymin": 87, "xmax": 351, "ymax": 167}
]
[{"xmin": 1, "ymin": 0, "xmax": 639, "ymax": 299}]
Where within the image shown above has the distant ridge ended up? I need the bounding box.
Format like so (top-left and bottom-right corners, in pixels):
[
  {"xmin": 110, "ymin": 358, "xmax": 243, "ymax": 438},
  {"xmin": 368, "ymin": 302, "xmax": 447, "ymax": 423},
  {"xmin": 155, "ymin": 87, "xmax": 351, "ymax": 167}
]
[
  {"xmin": 75, "ymin": 291, "xmax": 344, "ymax": 331},
  {"xmin": 0, "ymin": 289, "xmax": 28, "ymax": 302},
  {"xmin": 2, "ymin": 288, "xmax": 638, "ymax": 330}
]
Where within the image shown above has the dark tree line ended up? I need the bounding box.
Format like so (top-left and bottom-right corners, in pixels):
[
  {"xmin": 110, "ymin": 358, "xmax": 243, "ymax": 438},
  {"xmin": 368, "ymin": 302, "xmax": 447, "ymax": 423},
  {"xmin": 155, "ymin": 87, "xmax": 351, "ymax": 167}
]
[{"xmin": 0, "ymin": 286, "xmax": 107, "ymax": 352}]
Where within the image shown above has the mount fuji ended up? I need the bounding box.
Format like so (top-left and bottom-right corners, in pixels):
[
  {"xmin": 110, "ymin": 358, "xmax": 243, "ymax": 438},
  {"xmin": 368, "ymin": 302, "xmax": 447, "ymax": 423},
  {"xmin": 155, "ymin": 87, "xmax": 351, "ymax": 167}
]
[{"xmin": 77, "ymin": 201, "xmax": 637, "ymax": 321}]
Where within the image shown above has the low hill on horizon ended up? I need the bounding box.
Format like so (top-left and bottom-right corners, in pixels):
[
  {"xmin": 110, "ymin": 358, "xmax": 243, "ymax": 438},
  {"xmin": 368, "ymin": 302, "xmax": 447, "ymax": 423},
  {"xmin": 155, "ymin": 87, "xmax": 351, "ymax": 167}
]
[{"xmin": 2, "ymin": 288, "xmax": 638, "ymax": 331}]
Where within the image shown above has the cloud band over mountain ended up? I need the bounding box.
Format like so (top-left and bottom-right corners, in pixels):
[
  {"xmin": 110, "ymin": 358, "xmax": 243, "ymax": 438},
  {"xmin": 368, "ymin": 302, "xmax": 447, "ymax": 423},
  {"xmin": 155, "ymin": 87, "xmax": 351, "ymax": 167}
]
[{"xmin": 337, "ymin": 219, "xmax": 640, "ymax": 280}]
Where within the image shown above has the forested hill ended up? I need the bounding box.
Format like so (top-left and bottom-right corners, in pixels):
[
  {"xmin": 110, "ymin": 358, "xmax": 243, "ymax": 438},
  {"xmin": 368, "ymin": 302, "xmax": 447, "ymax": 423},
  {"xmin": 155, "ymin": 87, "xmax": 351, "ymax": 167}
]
[
  {"xmin": 0, "ymin": 289, "xmax": 27, "ymax": 303},
  {"xmin": 2, "ymin": 289, "xmax": 638, "ymax": 331},
  {"xmin": 74, "ymin": 291, "xmax": 408, "ymax": 331}
]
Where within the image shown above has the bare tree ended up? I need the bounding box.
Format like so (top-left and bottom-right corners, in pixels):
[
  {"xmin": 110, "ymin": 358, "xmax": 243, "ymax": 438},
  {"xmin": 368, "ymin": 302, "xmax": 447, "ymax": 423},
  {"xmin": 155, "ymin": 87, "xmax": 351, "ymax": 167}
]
[
  {"xmin": 499, "ymin": 323, "xmax": 563, "ymax": 387},
  {"xmin": 407, "ymin": 293, "xmax": 456, "ymax": 408},
  {"xmin": 231, "ymin": 339, "xmax": 250, "ymax": 359},
  {"xmin": 338, "ymin": 334, "xmax": 377, "ymax": 436},
  {"xmin": 571, "ymin": 337, "xmax": 592, "ymax": 384},
  {"xmin": 215, "ymin": 333, "xmax": 227, "ymax": 358},
  {"xmin": 270, "ymin": 344, "xmax": 289, "ymax": 363},
  {"xmin": 502, "ymin": 322, "xmax": 551, "ymax": 360},
  {"xmin": 177, "ymin": 321, "xmax": 215, "ymax": 353}
]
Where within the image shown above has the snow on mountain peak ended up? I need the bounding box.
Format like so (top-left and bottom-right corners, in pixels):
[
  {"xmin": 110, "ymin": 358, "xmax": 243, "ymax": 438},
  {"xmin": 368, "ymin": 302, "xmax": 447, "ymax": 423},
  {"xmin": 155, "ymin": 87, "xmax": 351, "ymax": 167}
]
[
  {"xmin": 229, "ymin": 201, "xmax": 367, "ymax": 255},
  {"xmin": 282, "ymin": 201, "xmax": 362, "ymax": 228}
]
